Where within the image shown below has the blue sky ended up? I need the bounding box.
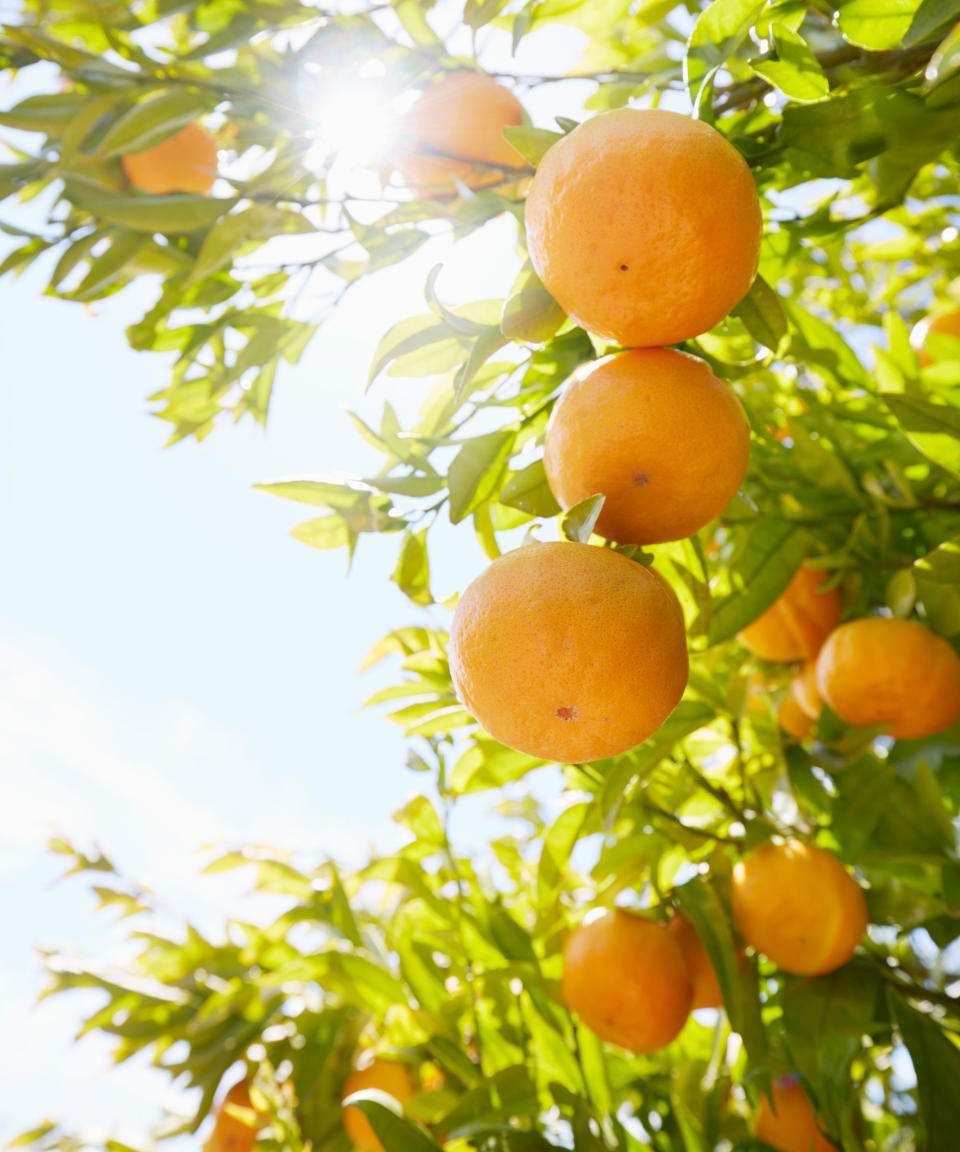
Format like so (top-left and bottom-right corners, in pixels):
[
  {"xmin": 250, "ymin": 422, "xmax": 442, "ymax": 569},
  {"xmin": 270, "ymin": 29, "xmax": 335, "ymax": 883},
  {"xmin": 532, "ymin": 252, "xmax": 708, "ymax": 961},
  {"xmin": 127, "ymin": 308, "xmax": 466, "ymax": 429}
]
[{"xmin": 0, "ymin": 18, "xmax": 592, "ymax": 1141}]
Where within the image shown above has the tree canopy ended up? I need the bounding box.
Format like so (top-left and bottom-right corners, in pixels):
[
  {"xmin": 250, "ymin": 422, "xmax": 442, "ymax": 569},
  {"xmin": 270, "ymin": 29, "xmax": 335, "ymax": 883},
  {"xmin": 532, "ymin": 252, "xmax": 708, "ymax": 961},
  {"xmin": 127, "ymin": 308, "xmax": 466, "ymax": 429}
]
[{"xmin": 3, "ymin": 0, "xmax": 960, "ymax": 1150}]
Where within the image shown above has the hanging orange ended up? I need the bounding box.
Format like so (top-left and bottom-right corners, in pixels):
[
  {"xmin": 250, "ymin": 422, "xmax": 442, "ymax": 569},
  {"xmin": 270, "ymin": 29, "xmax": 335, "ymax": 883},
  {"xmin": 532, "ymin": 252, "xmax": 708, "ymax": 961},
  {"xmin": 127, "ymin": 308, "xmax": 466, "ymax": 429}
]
[
  {"xmin": 732, "ymin": 840, "xmax": 867, "ymax": 976},
  {"xmin": 342, "ymin": 1059, "xmax": 416, "ymax": 1152},
  {"xmin": 524, "ymin": 108, "xmax": 762, "ymax": 347},
  {"xmin": 563, "ymin": 908, "xmax": 692, "ymax": 1052},
  {"xmin": 395, "ymin": 72, "xmax": 526, "ymax": 194},
  {"xmin": 544, "ymin": 348, "xmax": 750, "ymax": 545},
  {"xmin": 737, "ymin": 565, "xmax": 842, "ymax": 663},
  {"xmin": 755, "ymin": 1078, "xmax": 835, "ymax": 1152},
  {"xmin": 816, "ymin": 617, "xmax": 960, "ymax": 740},
  {"xmin": 122, "ymin": 122, "xmax": 218, "ymax": 195},
  {"xmin": 449, "ymin": 542, "xmax": 688, "ymax": 763}
]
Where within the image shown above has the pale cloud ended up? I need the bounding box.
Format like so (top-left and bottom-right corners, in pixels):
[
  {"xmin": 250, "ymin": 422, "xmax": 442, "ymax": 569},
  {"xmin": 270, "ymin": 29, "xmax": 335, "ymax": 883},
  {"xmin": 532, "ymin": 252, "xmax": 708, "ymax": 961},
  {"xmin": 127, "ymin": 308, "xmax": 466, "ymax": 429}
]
[
  {"xmin": 0, "ymin": 633, "xmax": 233, "ymax": 889},
  {"xmin": 0, "ymin": 631, "xmax": 397, "ymax": 1142}
]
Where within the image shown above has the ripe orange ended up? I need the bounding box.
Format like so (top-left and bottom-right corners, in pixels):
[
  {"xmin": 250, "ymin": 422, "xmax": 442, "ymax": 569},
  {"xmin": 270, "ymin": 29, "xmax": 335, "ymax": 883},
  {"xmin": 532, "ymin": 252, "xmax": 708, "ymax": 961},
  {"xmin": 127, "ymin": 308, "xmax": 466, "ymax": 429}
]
[
  {"xmin": 737, "ymin": 565, "xmax": 842, "ymax": 663},
  {"xmin": 524, "ymin": 108, "xmax": 761, "ymax": 347},
  {"xmin": 777, "ymin": 691, "xmax": 814, "ymax": 742},
  {"xmin": 449, "ymin": 542, "xmax": 688, "ymax": 763},
  {"xmin": 204, "ymin": 1080, "xmax": 264, "ymax": 1152},
  {"xmin": 731, "ymin": 840, "xmax": 866, "ymax": 975},
  {"xmin": 667, "ymin": 915, "xmax": 734, "ymax": 1011},
  {"xmin": 395, "ymin": 72, "xmax": 525, "ymax": 194},
  {"xmin": 342, "ymin": 1059, "xmax": 416, "ymax": 1152},
  {"xmin": 911, "ymin": 308, "xmax": 960, "ymax": 365},
  {"xmin": 790, "ymin": 661, "xmax": 822, "ymax": 720},
  {"xmin": 563, "ymin": 908, "xmax": 692, "ymax": 1052},
  {"xmin": 778, "ymin": 661, "xmax": 822, "ymax": 741},
  {"xmin": 755, "ymin": 1078, "xmax": 834, "ymax": 1152},
  {"xmin": 122, "ymin": 123, "xmax": 218, "ymax": 195},
  {"xmin": 816, "ymin": 617, "xmax": 960, "ymax": 740},
  {"xmin": 543, "ymin": 348, "xmax": 750, "ymax": 546}
]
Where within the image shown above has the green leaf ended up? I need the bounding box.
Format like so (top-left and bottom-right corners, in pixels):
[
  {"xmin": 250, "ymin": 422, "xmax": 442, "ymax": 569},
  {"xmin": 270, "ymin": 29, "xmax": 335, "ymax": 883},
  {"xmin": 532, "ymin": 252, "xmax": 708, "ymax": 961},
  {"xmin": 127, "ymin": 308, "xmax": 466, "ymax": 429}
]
[
  {"xmin": 524, "ymin": 1008, "xmax": 583, "ymax": 1092},
  {"xmin": 499, "ymin": 459, "xmax": 561, "ymax": 518},
  {"xmin": 838, "ymin": 0, "xmax": 925, "ymax": 50},
  {"xmin": 440, "ymin": 1068, "xmax": 538, "ymax": 1133},
  {"xmin": 345, "ymin": 1096, "xmax": 442, "ymax": 1152},
  {"xmin": 750, "ymin": 23, "xmax": 829, "ymax": 103},
  {"xmin": 97, "ymin": 88, "xmax": 216, "ymax": 157},
  {"xmin": 684, "ymin": 0, "xmax": 767, "ymax": 113},
  {"xmin": 904, "ymin": 0, "xmax": 960, "ymax": 44},
  {"xmin": 0, "ymin": 91, "xmax": 86, "ymax": 133},
  {"xmin": 924, "ymin": 21, "xmax": 960, "ymax": 100},
  {"xmin": 391, "ymin": 529, "xmax": 432, "ymax": 605},
  {"xmin": 68, "ymin": 230, "xmax": 146, "ymax": 301},
  {"xmin": 783, "ymin": 301, "xmax": 868, "ymax": 385},
  {"xmin": 452, "ymin": 328, "xmax": 508, "ymax": 405},
  {"xmin": 731, "ymin": 274, "xmax": 789, "ymax": 353},
  {"xmin": 393, "ymin": 794, "xmax": 444, "ymax": 845},
  {"xmin": 675, "ymin": 877, "xmax": 768, "ymax": 1076},
  {"xmin": 255, "ymin": 479, "xmax": 370, "ymax": 509},
  {"xmin": 881, "ymin": 391, "xmax": 960, "ymax": 478},
  {"xmin": 368, "ymin": 314, "xmax": 453, "ymax": 388},
  {"xmin": 599, "ymin": 701, "xmax": 716, "ymax": 829},
  {"xmin": 447, "ymin": 431, "xmax": 517, "ymax": 524},
  {"xmin": 64, "ymin": 176, "xmax": 231, "ymax": 234},
  {"xmin": 560, "ymin": 494, "xmax": 605, "ymax": 543},
  {"xmin": 708, "ymin": 522, "xmax": 811, "ymax": 645},
  {"xmin": 500, "ymin": 280, "xmax": 566, "ymax": 344},
  {"xmin": 890, "ymin": 992, "xmax": 960, "ymax": 1152},
  {"xmin": 291, "ymin": 516, "xmax": 351, "ymax": 550},
  {"xmin": 915, "ymin": 536, "xmax": 960, "ymax": 583},
  {"xmin": 195, "ymin": 203, "xmax": 311, "ymax": 283},
  {"xmin": 885, "ymin": 568, "xmax": 917, "ymax": 616},
  {"xmin": 501, "ymin": 125, "xmax": 562, "ymax": 165}
]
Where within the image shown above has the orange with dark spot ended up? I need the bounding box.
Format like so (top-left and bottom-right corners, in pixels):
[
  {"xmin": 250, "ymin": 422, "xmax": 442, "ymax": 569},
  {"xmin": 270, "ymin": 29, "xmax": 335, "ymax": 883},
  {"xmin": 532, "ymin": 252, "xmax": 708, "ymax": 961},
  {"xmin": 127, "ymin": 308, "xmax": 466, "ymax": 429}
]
[
  {"xmin": 395, "ymin": 72, "xmax": 525, "ymax": 195},
  {"xmin": 524, "ymin": 108, "xmax": 761, "ymax": 346},
  {"xmin": 738, "ymin": 565, "xmax": 842, "ymax": 663},
  {"xmin": 816, "ymin": 617, "xmax": 960, "ymax": 740},
  {"xmin": 544, "ymin": 349, "xmax": 750, "ymax": 545},
  {"xmin": 122, "ymin": 123, "xmax": 218, "ymax": 195},
  {"xmin": 449, "ymin": 542, "xmax": 688, "ymax": 763},
  {"xmin": 563, "ymin": 908, "xmax": 692, "ymax": 1052},
  {"xmin": 732, "ymin": 840, "xmax": 866, "ymax": 975},
  {"xmin": 342, "ymin": 1059, "xmax": 416, "ymax": 1152}
]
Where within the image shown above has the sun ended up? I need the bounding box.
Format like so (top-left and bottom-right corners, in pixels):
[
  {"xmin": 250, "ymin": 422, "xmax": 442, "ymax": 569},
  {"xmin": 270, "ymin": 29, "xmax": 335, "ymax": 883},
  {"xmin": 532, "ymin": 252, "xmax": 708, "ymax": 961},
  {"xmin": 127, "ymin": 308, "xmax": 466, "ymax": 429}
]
[{"xmin": 302, "ymin": 60, "xmax": 400, "ymax": 174}]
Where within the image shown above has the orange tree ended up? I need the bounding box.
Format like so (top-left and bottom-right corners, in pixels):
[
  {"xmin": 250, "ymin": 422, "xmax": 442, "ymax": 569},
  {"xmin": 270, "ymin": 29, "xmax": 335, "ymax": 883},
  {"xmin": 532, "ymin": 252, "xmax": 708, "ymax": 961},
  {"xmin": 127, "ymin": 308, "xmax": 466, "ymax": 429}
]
[{"xmin": 3, "ymin": 1, "xmax": 960, "ymax": 1150}]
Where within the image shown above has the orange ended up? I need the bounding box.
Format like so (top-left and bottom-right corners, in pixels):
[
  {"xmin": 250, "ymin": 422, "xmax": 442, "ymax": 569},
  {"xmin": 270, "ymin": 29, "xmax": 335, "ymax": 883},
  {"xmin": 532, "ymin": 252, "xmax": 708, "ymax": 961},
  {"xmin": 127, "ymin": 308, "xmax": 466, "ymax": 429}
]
[
  {"xmin": 562, "ymin": 908, "xmax": 692, "ymax": 1052},
  {"xmin": 816, "ymin": 617, "xmax": 960, "ymax": 741},
  {"xmin": 395, "ymin": 72, "xmax": 525, "ymax": 194},
  {"xmin": 342, "ymin": 1059, "xmax": 416, "ymax": 1152},
  {"xmin": 731, "ymin": 840, "xmax": 866, "ymax": 976},
  {"xmin": 667, "ymin": 915, "xmax": 730, "ymax": 1011},
  {"xmin": 737, "ymin": 565, "xmax": 842, "ymax": 663},
  {"xmin": 778, "ymin": 661, "xmax": 822, "ymax": 741},
  {"xmin": 122, "ymin": 123, "xmax": 218, "ymax": 195},
  {"xmin": 911, "ymin": 308, "xmax": 960, "ymax": 365},
  {"xmin": 777, "ymin": 692, "xmax": 814, "ymax": 742},
  {"xmin": 790, "ymin": 661, "xmax": 822, "ymax": 720},
  {"xmin": 755, "ymin": 1078, "xmax": 834, "ymax": 1152},
  {"xmin": 524, "ymin": 108, "xmax": 762, "ymax": 347},
  {"xmin": 543, "ymin": 349, "xmax": 750, "ymax": 545},
  {"xmin": 204, "ymin": 1080, "xmax": 264, "ymax": 1152},
  {"xmin": 449, "ymin": 542, "xmax": 688, "ymax": 763}
]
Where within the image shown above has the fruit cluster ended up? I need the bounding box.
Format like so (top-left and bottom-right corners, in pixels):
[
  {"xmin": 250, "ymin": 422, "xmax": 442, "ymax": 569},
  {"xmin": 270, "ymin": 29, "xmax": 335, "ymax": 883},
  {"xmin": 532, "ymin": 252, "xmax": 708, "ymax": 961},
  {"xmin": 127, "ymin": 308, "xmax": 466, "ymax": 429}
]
[{"xmin": 121, "ymin": 74, "xmax": 960, "ymax": 1152}]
